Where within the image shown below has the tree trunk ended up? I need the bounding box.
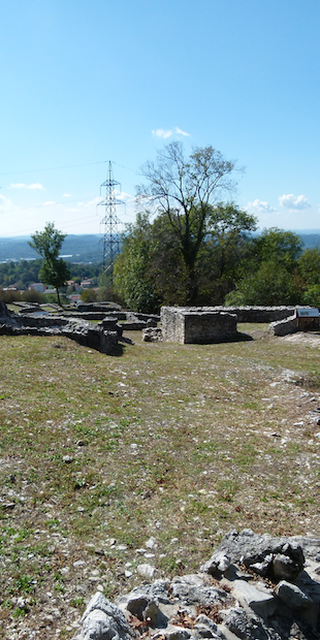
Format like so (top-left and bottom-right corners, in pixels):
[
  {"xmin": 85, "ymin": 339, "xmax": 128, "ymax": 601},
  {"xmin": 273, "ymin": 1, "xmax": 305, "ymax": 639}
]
[{"xmin": 56, "ymin": 287, "xmax": 62, "ymax": 307}]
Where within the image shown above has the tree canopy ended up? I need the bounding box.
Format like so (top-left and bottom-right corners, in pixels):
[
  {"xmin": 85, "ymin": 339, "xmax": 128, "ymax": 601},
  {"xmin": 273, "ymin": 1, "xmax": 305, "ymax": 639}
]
[
  {"xmin": 114, "ymin": 203, "xmax": 257, "ymax": 312},
  {"xmin": 29, "ymin": 222, "xmax": 70, "ymax": 306},
  {"xmin": 225, "ymin": 228, "xmax": 304, "ymax": 306},
  {"xmin": 136, "ymin": 142, "xmax": 241, "ymax": 304}
]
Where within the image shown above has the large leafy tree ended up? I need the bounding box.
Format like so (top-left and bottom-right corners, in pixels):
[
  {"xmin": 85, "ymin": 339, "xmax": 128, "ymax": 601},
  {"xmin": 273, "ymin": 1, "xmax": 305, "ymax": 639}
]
[
  {"xmin": 226, "ymin": 228, "xmax": 304, "ymax": 306},
  {"xmin": 29, "ymin": 223, "xmax": 70, "ymax": 306},
  {"xmin": 114, "ymin": 204, "xmax": 256, "ymax": 311},
  {"xmin": 137, "ymin": 142, "xmax": 239, "ymax": 304}
]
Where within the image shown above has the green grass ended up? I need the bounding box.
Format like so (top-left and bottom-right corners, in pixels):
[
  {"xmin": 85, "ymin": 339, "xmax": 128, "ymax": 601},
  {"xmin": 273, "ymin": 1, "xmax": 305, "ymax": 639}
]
[{"xmin": 1, "ymin": 326, "xmax": 320, "ymax": 637}]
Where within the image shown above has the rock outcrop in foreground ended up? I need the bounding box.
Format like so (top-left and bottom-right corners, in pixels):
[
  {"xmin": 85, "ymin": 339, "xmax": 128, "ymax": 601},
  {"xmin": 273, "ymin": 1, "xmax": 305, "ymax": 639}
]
[{"xmin": 72, "ymin": 529, "xmax": 320, "ymax": 640}]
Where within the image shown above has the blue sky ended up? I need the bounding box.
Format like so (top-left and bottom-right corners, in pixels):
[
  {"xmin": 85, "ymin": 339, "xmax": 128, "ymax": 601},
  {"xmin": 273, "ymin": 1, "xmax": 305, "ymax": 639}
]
[{"xmin": 1, "ymin": 0, "xmax": 320, "ymax": 238}]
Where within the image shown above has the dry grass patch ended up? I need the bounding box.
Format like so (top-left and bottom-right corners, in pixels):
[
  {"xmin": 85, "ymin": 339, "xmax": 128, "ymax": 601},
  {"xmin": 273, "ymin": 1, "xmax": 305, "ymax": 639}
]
[{"xmin": 1, "ymin": 326, "xmax": 320, "ymax": 637}]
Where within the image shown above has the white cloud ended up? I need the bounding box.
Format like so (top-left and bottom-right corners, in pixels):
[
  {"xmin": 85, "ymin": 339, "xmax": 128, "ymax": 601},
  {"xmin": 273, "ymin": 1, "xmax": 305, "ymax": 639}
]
[
  {"xmin": 10, "ymin": 182, "xmax": 45, "ymax": 190},
  {"xmin": 246, "ymin": 199, "xmax": 278, "ymax": 214},
  {"xmin": 63, "ymin": 193, "xmax": 71, "ymax": 198},
  {"xmin": 152, "ymin": 128, "xmax": 174, "ymax": 139},
  {"xmin": 175, "ymin": 127, "xmax": 191, "ymax": 137},
  {"xmin": 152, "ymin": 126, "xmax": 191, "ymax": 139},
  {"xmin": 43, "ymin": 201, "xmax": 56, "ymax": 206},
  {"xmin": 279, "ymin": 194, "xmax": 311, "ymax": 210}
]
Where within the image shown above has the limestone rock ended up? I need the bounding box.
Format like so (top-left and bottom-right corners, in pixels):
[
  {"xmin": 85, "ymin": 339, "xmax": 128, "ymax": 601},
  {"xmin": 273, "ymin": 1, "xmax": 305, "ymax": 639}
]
[
  {"xmin": 136, "ymin": 563, "xmax": 156, "ymax": 579},
  {"xmin": 219, "ymin": 607, "xmax": 281, "ymax": 640},
  {"xmin": 275, "ymin": 580, "xmax": 313, "ymax": 608},
  {"xmin": 72, "ymin": 592, "xmax": 134, "ymax": 640},
  {"xmin": 171, "ymin": 574, "xmax": 226, "ymax": 606},
  {"xmin": 201, "ymin": 529, "xmax": 305, "ymax": 582}
]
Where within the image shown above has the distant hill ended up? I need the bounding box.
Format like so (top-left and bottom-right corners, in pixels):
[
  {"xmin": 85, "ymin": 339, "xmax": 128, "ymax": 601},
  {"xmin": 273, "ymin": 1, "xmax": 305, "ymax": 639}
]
[
  {"xmin": 298, "ymin": 233, "xmax": 320, "ymax": 249},
  {"xmin": 0, "ymin": 235, "xmax": 103, "ymax": 264},
  {"xmin": 0, "ymin": 231, "xmax": 319, "ymax": 264}
]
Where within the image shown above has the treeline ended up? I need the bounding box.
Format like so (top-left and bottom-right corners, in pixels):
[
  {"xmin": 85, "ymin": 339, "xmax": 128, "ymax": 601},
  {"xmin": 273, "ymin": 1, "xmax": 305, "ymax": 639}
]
[
  {"xmin": 0, "ymin": 260, "xmax": 101, "ymax": 290},
  {"xmin": 113, "ymin": 141, "xmax": 320, "ymax": 313},
  {"xmin": 113, "ymin": 211, "xmax": 320, "ymax": 313}
]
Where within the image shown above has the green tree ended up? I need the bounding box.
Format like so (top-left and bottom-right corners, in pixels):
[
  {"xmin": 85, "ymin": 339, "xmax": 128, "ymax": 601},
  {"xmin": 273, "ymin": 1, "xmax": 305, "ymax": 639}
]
[
  {"xmin": 113, "ymin": 213, "xmax": 160, "ymax": 312},
  {"xmin": 298, "ymin": 247, "xmax": 320, "ymax": 308},
  {"xmin": 226, "ymin": 261, "xmax": 302, "ymax": 305},
  {"xmin": 248, "ymin": 227, "xmax": 303, "ymax": 272},
  {"xmin": 200, "ymin": 202, "xmax": 257, "ymax": 303},
  {"xmin": 225, "ymin": 227, "xmax": 304, "ymax": 306},
  {"xmin": 29, "ymin": 223, "xmax": 70, "ymax": 306},
  {"xmin": 298, "ymin": 247, "xmax": 320, "ymax": 285},
  {"xmin": 137, "ymin": 142, "xmax": 239, "ymax": 304},
  {"xmin": 114, "ymin": 205, "xmax": 256, "ymax": 310}
]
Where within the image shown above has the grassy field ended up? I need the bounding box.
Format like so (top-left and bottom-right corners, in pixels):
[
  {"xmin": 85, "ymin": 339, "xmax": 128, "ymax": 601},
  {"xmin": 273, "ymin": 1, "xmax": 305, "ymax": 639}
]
[{"xmin": 1, "ymin": 325, "xmax": 320, "ymax": 638}]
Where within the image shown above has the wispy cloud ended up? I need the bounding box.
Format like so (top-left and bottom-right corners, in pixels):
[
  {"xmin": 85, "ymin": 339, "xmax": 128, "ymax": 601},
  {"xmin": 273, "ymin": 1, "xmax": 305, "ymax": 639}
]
[
  {"xmin": 175, "ymin": 127, "xmax": 190, "ymax": 137},
  {"xmin": 246, "ymin": 199, "xmax": 278, "ymax": 214},
  {"xmin": 63, "ymin": 193, "xmax": 71, "ymax": 198},
  {"xmin": 279, "ymin": 194, "xmax": 311, "ymax": 210},
  {"xmin": 10, "ymin": 183, "xmax": 45, "ymax": 190},
  {"xmin": 43, "ymin": 201, "xmax": 56, "ymax": 206},
  {"xmin": 152, "ymin": 126, "xmax": 191, "ymax": 139}
]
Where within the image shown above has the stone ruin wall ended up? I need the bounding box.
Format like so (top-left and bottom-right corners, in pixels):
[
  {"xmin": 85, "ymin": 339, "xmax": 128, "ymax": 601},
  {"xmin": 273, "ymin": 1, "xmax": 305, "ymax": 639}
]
[
  {"xmin": 161, "ymin": 306, "xmax": 299, "ymax": 344},
  {"xmin": 209, "ymin": 305, "xmax": 296, "ymax": 323},
  {"xmin": 161, "ymin": 307, "xmax": 238, "ymax": 344}
]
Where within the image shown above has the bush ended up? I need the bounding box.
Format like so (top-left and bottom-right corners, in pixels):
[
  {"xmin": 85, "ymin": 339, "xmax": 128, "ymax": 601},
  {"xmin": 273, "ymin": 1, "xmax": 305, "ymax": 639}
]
[
  {"xmin": 80, "ymin": 288, "xmax": 97, "ymax": 303},
  {"xmin": 22, "ymin": 290, "xmax": 44, "ymax": 303},
  {"xmin": 0, "ymin": 289, "xmax": 22, "ymax": 303}
]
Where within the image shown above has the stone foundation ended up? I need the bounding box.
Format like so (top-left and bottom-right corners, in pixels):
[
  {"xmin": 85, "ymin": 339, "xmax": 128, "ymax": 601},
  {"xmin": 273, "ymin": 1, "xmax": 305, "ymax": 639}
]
[
  {"xmin": 161, "ymin": 307, "xmax": 238, "ymax": 344},
  {"xmin": 0, "ymin": 302, "xmax": 123, "ymax": 355}
]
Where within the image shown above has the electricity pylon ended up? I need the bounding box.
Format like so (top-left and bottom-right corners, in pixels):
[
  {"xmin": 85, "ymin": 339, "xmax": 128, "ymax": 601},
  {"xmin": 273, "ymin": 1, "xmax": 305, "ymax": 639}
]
[{"xmin": 98, "ymin": 161, "xmax": 124, "ymax": 275}]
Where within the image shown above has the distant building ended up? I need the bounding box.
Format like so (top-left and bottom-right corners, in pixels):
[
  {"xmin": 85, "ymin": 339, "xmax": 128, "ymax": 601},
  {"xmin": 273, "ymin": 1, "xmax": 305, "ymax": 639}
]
[
  {"xmin": 29, "ymin": 283, "xmax": 46, "ymax": 293},
  {"xmin": 81, "ymin": 280, "xmax": 94, "ymax": 288},
  {"xmin": 68, "ymin": 294, "xmax": 81, "ymax": 302}
]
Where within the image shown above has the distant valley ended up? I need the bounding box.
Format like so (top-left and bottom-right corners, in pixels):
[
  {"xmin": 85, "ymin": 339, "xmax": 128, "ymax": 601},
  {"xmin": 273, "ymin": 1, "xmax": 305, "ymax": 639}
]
[
  {"xmin": 0, "ymin": 234, "xmax": 103, "ymax": 263},
  {"xmin": 0, "ymin": 231, "xmax": 320, "ymax": 264}
]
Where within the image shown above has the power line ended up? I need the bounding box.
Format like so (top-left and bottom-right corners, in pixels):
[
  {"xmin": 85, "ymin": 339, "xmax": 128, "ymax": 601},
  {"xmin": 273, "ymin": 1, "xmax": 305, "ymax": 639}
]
[{"xmin": 0, "ymin": 160, "xmax": 108, "ymax": 177}]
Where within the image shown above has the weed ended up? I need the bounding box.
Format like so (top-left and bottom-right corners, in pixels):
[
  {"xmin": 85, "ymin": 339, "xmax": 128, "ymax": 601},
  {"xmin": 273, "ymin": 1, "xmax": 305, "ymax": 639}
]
[{"xmin": 70, "ymin": 596, "xmax": 84, "ymax": 608}]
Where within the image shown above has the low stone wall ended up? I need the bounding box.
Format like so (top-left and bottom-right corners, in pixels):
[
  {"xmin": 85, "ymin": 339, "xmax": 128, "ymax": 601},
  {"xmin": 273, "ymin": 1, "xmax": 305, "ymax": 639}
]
[
  {"xmin": 212, "ymin": 305, "xmax": 296, "ymax": 323},
  {"xmin": 161, "ymin": 307, "xmax": 238, "ymax": 344},
  {"xmin": 269, "ymin": 314, "xmax": 298, "ymax": 336},
  {"xmin": 0, "ymin": 303, "xmax": 123, "ymax": 355}
]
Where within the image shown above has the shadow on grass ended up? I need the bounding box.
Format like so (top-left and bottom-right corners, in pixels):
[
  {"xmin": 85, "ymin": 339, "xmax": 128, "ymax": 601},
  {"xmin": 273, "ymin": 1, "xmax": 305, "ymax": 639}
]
[{"xmin": 190, "ymin": 332, "xmax": 254, "ymax": 345}]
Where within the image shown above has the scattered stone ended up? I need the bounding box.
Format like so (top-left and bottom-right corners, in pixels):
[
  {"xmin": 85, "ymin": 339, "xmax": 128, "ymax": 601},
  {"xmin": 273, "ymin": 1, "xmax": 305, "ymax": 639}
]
[
  {"xmin": 0, "ymin": 502, "xmax": 16, "ymax": 510},
  {"xmin": 136, "ymin": 564, "xmax": 156, "ymax": 579},
  {"xmin": 164, "ymin": 625, "xmax": 192, "ymax": 640},
  {"xmin": 142, "ymin": 327, "xmax": 163, "ymax": 342},
  {"xmin": 146, "ymin": 536, "xmax": 157, "ymax": 549},
  {"xmin": 63, "ymin": 455, "xmax": 74, "ymax": 464}
]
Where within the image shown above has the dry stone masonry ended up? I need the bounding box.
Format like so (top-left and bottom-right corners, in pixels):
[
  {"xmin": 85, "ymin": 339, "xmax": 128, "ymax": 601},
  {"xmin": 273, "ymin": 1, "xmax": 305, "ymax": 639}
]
[
  {"xmin": 0, "ymin": 300, "xmax": 122, "ymax": 354},
  {"xmin": 161, "ymin": 307, "xmax": 239, "ymax": 344},
  {"xmin": 72, "ymin": 529, "xmax": 320, "ymax": 640},
  {"xmin": 161, "ymin": 306, "xmax": 320, "ymax": 343}
]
